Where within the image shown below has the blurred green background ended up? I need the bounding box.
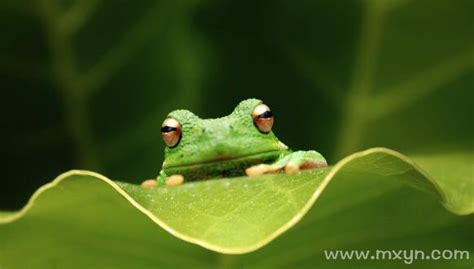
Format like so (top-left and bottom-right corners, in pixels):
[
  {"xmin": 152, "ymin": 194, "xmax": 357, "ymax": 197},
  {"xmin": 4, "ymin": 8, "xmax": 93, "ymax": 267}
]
[{"xmin": 1, "ymin": 0, "xmax": 473, "ymax": 210}]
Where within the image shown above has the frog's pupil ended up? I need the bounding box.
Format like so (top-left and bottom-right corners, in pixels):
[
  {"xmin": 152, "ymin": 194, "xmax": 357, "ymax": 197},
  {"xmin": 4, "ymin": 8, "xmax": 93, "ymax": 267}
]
[
  {"xmin": 161, "ymin": 126, "xmax": 177, "ymax": 133},
  {"xmin": 258, "ymin": 110, "xmax": 273, "ymax": 119}
]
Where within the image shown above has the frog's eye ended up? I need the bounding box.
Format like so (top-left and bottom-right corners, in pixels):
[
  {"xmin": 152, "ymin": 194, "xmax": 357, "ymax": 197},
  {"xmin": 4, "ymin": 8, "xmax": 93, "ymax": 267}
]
[
  {"xmin": 161, "ymin": 118, "xmax": 181, "ymax": 147},
  {"xmin": 252, "ymin": 103, "xmax": 274, "ymax": 133}
]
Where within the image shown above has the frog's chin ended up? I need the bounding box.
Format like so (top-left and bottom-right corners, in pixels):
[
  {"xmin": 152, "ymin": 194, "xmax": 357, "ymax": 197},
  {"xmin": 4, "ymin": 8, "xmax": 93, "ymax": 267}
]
[{"xmin": 163, "ymin": 150, "xmax": 283, "ymax": 181}]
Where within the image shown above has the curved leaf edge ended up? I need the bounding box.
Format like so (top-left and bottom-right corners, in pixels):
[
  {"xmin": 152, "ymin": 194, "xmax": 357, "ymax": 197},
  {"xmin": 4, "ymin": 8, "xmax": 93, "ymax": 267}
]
[{"xmin": 0, "ymin": 147, "xmax": 469, "ymax": 254}]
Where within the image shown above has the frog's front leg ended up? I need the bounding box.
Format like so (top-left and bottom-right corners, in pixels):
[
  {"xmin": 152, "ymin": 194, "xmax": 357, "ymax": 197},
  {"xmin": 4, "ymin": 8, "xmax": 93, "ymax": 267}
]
[
  {"xmin": 245, "ymin": 150, "xmax": 327, "ymax": 176},
  {"xmin": 156, "ymin": 170, "xmax": 168, "ymax": 186},
  {"xmin": 157, "ymin": 170, "xmax": 184, "ymax": 186},
  {"xmin": 141, "ymin": 170, "xmax": 184, "ymax": 188}
]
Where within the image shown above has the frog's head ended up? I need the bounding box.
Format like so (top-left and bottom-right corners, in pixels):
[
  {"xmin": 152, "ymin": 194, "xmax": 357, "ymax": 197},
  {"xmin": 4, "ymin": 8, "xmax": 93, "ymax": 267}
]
[{"xmin": 160, "ymin": 98, "xmax": 288, "ymax": 180}]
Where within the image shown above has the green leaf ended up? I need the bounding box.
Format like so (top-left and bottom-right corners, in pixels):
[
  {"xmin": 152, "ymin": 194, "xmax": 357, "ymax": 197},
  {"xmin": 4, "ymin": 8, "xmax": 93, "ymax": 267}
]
[
  {"xmin": 412, "ymin": 153, "xmax": 474, "ymax": 215},
  {"xmin": 1, "ymin": 148, "xmax": 472, "ymax": 268}
]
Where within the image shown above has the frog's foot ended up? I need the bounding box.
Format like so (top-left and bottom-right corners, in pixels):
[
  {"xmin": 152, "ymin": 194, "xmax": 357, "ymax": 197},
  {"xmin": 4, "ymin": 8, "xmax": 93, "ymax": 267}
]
[
  {"xmin": 165, "ymin": 175, "xmax": 184, "ymax": 186},
  {"xmin": 245, "ymin": 164, "xmax": 281, "ymax": 176},
  {"xmin": 156, "ymin": 170, "xmax": 184, "ymax": 186},
  {"xmin": 245, "ymin": 150, "xmax": 327, "ymax": 176},
  {"xmin": 141, "ymin": 179, "xmax": 158, "ymax": 189}
]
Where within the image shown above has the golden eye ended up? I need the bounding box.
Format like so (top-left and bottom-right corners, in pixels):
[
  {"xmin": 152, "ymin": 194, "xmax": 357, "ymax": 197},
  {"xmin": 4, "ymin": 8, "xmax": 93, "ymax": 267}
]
[
  {"xmin": 252, "ymin": 103, "xmax": 273, "ymax": 133},
  {"xmin": 161, "ymin": 118, "xmax": 181, "ymax": 147}
]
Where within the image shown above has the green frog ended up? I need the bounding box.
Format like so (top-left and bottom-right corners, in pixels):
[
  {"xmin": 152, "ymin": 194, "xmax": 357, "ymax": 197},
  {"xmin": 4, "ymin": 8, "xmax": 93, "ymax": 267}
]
[{"xmin": 143, "ymin": 98, "xmax": 327, "ymax": 187}]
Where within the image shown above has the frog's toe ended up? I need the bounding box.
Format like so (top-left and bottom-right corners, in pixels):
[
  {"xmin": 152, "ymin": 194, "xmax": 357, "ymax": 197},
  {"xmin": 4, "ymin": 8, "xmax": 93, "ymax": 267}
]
[
  {"xmin": 284, "ymin": 158, "xmax": 328, "ymax": 174},
  {"xmin": 284, "ymin": 163, "xmax": 300, "ymax": 174},
  {"xmin": 246, "ymin": 164, "xmax": 281, "ymax": 176},
  {"xmin": 141, "ymin": 179, "xmax": 158, "ymax": 188},
  {"xmin": 166, "ymin": 175, "xmax": 185, "ymax": 185},
  {"xmin": 301, "ymin": 159, "xmax": 328, "ymax": 169},
  {"xmin": 246, "ymin": 164, "xmax": 268, "ymax": 176}
]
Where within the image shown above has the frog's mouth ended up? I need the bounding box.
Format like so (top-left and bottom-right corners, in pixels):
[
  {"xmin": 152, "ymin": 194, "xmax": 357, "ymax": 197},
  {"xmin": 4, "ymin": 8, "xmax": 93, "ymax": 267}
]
[{"xmin": 163, "ymin": 150, "xmax": 282, "ymax": 181}]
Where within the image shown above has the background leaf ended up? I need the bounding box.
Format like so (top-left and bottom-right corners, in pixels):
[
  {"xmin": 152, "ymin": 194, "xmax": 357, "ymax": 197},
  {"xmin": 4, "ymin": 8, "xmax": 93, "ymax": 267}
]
[{"xmin": 1, "ymin": 0, "xmax": 472, "ymax": 209}]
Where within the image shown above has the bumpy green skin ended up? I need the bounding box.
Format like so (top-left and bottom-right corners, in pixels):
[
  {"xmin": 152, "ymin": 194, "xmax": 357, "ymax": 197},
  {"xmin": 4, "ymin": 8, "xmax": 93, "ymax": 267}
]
[{"xmin": 157, "ymin": 99, "xmax": 326, "ymax": 184}]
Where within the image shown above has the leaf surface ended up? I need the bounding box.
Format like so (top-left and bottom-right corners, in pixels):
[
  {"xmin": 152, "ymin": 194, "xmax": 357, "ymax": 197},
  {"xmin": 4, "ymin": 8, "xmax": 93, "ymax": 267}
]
[{"xmin": 1, "ymin": 148, "xmax": 472, "ymax": 268}]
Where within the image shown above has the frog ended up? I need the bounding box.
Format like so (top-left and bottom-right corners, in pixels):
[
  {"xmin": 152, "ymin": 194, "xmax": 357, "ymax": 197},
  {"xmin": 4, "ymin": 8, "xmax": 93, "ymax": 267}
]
[{"xmin": 142, "ymin": 98, "xmax": 327, "ymax": 187}]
